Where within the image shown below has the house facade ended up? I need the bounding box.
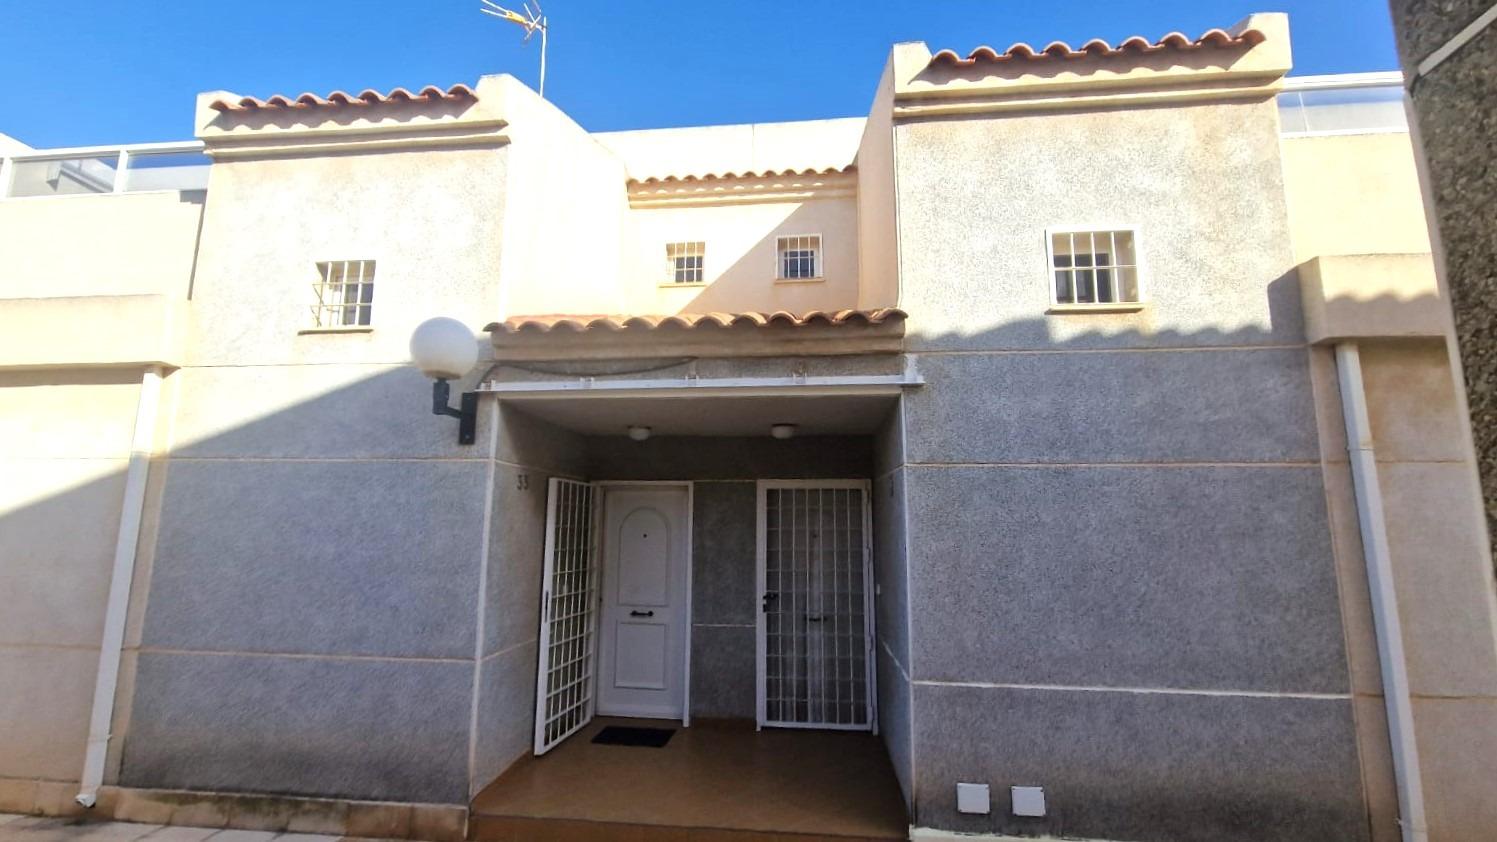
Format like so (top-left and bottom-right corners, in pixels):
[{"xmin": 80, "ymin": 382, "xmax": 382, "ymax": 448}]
[{"xmin": 2, "ymin": 12, "xmax": 1496, "ymax": 842}]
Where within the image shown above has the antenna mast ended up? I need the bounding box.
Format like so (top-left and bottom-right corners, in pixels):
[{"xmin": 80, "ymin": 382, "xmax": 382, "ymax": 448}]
[{"xmin": 479, "ymin": 0, "xmax": 549, "ymax": 97}]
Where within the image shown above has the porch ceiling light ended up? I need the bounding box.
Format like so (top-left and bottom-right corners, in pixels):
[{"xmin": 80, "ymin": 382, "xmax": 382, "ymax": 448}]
[
  {"xmin": 410, "ymin": 317, "xmax": 480, "ymax": 446},
  {"xmin": 770, "ymin": 423, "xmax": 797, "ymax": 440},
  {"xmin": 627, "ymin": 425, "xmax": 652, "ymax": 441}
]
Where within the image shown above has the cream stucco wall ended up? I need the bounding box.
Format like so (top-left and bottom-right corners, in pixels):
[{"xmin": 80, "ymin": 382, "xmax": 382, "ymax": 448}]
[
  {"xmin": 622, "ymin": 195, "xmax": 860, "ymax": 314},
  {"xmin": 1281, "ymin": 132, "xmax": 1432, "ymax": 263},
  {"xmin": 0, "ymin": 370, "xmax": 143, "ymax": 783},
  {"xmin": 856, "ymin": 62, "xmax": 898, "ymax": 310},
  {"xmin": 1287, "ymin": 125, "xmax": 1497, "ymax": 842},
  {"xmin": 183, "ymin": 144, "xmax": 505, "ymax": 368},
  {"xmin": 0, "ymin": 191, "xmax": 203, "ymax": 300},
  {"xmin": 495, "ymin": 76, "xmax": 631, "ymax": 318}
]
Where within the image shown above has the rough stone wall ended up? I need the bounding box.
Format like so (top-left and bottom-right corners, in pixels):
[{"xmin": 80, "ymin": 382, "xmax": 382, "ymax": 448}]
[{"xmin": 1388, "ymin": 0, "xmax": 1497, "ymax": 564}]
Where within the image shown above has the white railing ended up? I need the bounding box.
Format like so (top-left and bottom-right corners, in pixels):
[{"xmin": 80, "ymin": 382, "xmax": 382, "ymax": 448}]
[
  {"xmin": 1279, "ymin": 71, "xmax": 1408, "ymax": 136},
  {"xmin": 0, "ymin": 140, "xmax": 209, "ymax": 199}
]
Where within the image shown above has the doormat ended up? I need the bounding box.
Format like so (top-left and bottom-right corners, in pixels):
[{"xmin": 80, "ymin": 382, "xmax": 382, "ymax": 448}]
[{"xmin": 591, "ymin": 726, "xmax": 675, "ymax": 747}]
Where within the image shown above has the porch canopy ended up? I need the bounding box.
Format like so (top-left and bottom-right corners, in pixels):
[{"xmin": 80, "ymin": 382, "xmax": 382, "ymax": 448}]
[{"xmin": 478, "ymin": 308, "xmax": 919, "ymax": 436}]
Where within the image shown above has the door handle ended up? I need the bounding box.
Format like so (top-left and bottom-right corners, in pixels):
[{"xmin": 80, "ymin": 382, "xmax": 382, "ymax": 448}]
[
  {"xmin": 806, "ymin": 615, "xmax": 824, "ymax": 622},
  {"xmin": 629, "ymin": 610, "xmax": 655, "ymax": 618}
]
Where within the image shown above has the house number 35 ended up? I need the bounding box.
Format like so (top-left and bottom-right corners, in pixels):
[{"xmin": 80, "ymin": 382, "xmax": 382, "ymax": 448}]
[{"xmin": 517, "ymin": 474, "xmax": 530, "ymax": 491}]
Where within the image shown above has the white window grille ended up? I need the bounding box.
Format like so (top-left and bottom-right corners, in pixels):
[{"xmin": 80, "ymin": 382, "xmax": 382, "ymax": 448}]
[
  {"xmin": 1048, "ymin": 229, "xmax": 1141, "ymax": 305},
  {"xmin": 311, "ymin": 260, "xmax": 375, "ymax": 327},
  {"xmin": 665, "ymin": 241, "xmax": 705, "ymax": 284},
  {"xmin": 776, "ymin": 234, "xmax": 822, "ymax": 280}
]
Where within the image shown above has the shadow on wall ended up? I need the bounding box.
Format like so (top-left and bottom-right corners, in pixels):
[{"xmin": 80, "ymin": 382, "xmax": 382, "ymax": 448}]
[
  {"xmin": 666, "ymin": 202, "xmax": 854, "ymax": 314},
  {"xmin": 0, "ymin": 282, "xmax": 1456, "ymax": 828}
]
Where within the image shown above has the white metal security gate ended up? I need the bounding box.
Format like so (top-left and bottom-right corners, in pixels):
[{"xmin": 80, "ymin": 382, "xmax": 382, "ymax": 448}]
[
  {"xmin": 755, "ymin": 480, "xmax": 875, "ymax": 730},
  {"xmin": 533, "ymin": 478, "xmax": 600, "ymax": 755}
]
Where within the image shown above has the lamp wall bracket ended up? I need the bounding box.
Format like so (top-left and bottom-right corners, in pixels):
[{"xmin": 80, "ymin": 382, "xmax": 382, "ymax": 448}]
[{"xmin": 432, "ymin": 379, "xmax": 479, "ymax": 445}]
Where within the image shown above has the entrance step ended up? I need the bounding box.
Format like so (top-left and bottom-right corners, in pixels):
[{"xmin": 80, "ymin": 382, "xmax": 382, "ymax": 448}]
[{"xmin": 470, "ymin": 814, "xmax": 906, "ymax": 841}]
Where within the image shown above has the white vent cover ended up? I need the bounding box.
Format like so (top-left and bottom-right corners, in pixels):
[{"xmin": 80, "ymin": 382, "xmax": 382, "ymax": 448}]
[
  {"xmin": 1012, "ymin": 785, "xmax": 1047, "ymax": 817},
  {"xmin": 956, "ymin": 783, "xmax": 991, "ymax": 815}
]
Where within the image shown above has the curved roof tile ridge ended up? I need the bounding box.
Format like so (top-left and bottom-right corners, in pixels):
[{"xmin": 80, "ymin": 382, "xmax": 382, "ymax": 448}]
[
  {"xmin": 928, "ymin": 26, "xmax": 1265, "ymax": 67},
  {"xmin": 209, "ymin": 83, "xmax": 476, "ymax": 112},
  {"xmin": 629, "ymin": 164, "xmax": 856, "ymax": 186},
  {"xmin": 486, "ymin": 308, "xmax": 907, "ymax": 335}
]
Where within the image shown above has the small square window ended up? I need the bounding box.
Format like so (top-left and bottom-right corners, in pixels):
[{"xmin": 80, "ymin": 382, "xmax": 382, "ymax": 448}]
[
  {"xmin": 1049, "ymin": 230, "xmax": 1140, "ymax": 306},
  {"xmin": 777, "ymin": 235, "xmax": 822, "ymax": 280},
  {"xmin": 665, "ymin": 242, "xmax": 705, "ymax": 284},
  {"xmin": 311, "ymin": 260, "xmax": 375, "ymax": 327}
]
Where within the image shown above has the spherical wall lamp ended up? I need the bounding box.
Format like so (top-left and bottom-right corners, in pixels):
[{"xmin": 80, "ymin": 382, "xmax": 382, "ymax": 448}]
[
  {"xmin": 410, "ymin": 317, "xmax": 481, "ymax": 445},
  {"xmin": 770, "ymin": 423, "xmax": 798, "ymax": 440},
  {"xmin": 627, "ymin": 425, "xmax": 653, "ymax": 442}
]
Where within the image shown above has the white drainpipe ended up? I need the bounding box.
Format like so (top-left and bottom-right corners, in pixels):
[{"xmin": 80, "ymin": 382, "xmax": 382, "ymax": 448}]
[
  {"xmin": 1334, "ymin": 343, "xmax": 1428, "ymax": 842},
  {"xmin": 76, "ymin": 365, "xmax": 163, "ymax": 807}
]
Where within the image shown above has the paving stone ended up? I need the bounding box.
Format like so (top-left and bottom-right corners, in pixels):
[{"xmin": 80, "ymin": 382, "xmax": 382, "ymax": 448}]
[
  {"xmin": 135, "ymin": 828, "xmax": 220, "ymax": 842},
  {"xmin": 199, "ymin": 832, "xmax": 276, "ymax": 842}
]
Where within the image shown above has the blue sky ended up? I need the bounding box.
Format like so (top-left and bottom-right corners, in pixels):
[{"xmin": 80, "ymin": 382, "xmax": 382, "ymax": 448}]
[{"xmin": 1, "ymin": 1, "xmax": 1399, "ymax": 148}]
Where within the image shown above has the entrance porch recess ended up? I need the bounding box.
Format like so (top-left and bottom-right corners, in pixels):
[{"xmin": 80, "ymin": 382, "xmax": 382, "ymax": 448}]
[
  {"xmin": 472, "ymin": 309, "xmax": 916, "ymax": 839},
  {"xmin": 532, "ymin": 475, "xmax": 876, "ymax": 753}
]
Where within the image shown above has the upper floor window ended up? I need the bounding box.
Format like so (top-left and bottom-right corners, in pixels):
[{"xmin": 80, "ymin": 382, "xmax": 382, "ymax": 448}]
[
  {"xmin": 311, "ymin": 260, "xmax": 375, "ymax": 327},
  {"xmin": 1048, "ymin": 229, "xmax": 1141, "ymax": 306},
  {"xmin": 777, "ymin": 235, "xmax": 822, "ymax": 281},
  {"xmin": 666, "ymin": 242, "xmax": 705, "ymax": 284}
]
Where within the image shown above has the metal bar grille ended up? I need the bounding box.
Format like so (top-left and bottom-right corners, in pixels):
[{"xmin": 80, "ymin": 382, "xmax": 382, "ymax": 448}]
[
  {"xmin": 311, "ymin": 260, "xmax": 375, "ymax": 327},
  {"xmin": 1051, "ymin": 230, "xmax": 1138, "ymax": 304},
  {"xmin": 665, "ymin": 241, "xmax": 705, "ymax": 284},
  {"xmin": 776, "ymin": 235, "xmax": 822, "ymax": 280},
  {"xmin": 533, "ymin": 478, "xmax": 599, "ymax": 755},
  {"xmin": 761, "ymin": 484, "xmax": 871, "ymax": 729}
]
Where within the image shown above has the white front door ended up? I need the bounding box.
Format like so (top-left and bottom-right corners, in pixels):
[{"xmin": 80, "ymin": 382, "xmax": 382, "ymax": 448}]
[{"xmin": 597, "ymin": 485, "xmax": 690, "ymax": 719}]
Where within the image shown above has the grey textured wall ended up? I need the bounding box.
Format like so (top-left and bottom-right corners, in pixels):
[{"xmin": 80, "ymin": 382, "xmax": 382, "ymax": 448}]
[
  {"xmin": 123, "ymin": 369, "xmax": 497, "ymax": 805},
  {"xmin": 891, "ymin": 94, "xmax": 1366, "ymax": 840},
  {"xmin": 584, "ymin": 434, "xmax": 875, "ymax": 482},
  {"xmin": 1388, "ymin": 0, "xmax": 1497, "ymax": 560},
  {"xmin": 871, "ymin": 406, "xmax": 913, "ymax": 807},
  {"xmin": 470, "ymin": 404, "xmax": 587, "ymax": 794},
  {"xmin": 688, "ymin": 482, "xmax": 757, "ymax": 720},
  {"xmin": 586, "ymin": 433, "xmax": 875, "ymax": 722}
]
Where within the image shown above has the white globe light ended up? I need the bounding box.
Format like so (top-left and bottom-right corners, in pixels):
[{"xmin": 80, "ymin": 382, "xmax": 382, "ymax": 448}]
[{"xmin": 410, "ymin": 317, "xmax": 479, "ymax": 380}]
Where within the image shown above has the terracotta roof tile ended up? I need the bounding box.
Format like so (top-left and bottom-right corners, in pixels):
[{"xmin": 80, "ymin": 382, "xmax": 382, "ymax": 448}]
[
  {"xmin": 486, "ymin": 308, "xmax": 906, "ymax": 334},
  {"xmin": 629, "ymin": 165, "xmax": 856, "ymax": 185},
  {"xmin": 209, "ymin": 84, "xmax": 477, "ymax": 112},
  {"xmin": 929, "ymin": 27, "xmax": 1266, "ymax": 67}
]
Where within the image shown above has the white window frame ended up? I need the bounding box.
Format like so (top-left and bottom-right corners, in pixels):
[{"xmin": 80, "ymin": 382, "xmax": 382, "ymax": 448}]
[
  {"xmin": 1044, "ymin": 225, "xmax": 1147, "ymax": 313},
  {"xmin": 662, "ymin": 241, "xmax": 707, "ymax": 287},
  {"xmin": 774, "ymin": 233, "xmax": 825, "ymax": 283},
  {"xmin": 305, "ymin": 259, "xmax": 377, "ymax": 333}
]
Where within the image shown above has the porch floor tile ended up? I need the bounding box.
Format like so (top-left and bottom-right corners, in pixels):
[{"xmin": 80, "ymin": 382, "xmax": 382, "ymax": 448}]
[{"xmin": 469, "ymin": 718, "xmax": 908, "ymax": 841}]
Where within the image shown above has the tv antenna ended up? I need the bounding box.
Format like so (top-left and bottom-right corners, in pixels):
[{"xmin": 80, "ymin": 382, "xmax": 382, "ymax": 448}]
[{"xmin": 479, "ymin": 0, "xmax": 549, "ymax": 97}]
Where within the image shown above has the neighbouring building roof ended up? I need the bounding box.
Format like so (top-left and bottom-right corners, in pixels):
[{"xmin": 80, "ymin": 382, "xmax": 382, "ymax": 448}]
[
  {"xmin": 593, "ymin": 118, "xmax": 865, "ymax": 184},
  {"xmin": 929, "ymin": 26, "xmax": 1267, "ymax": 67},
  {"xmin": 0, "ymin": 131, "xmax": 31, "ymax": 153},
  {"xmin": 208, "ymin": 84, "xmax": 477, "ymax": 112},
  {"xmin": 487, "ymin": 309, "xmax": 906, "ymax": 334}
]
